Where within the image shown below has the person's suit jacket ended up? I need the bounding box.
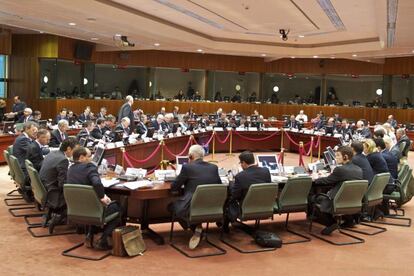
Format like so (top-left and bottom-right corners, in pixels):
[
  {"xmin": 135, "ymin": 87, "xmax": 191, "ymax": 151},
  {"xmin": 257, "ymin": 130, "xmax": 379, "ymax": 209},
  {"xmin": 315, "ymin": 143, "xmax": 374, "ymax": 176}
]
[
  {"xmin": 18, "ymin": 115, "xmax": 33, "ymax": 123},
  {"xmin": 49, "ymin": 129, "xmax": 68, "ymax": 147},
  {"xmin": 382, "ymin": 150, "xmax": 398, "ymax": 180},
  {"xmin": 39, "ymin": 150, "xmax": 69, "ymax": 209},
  {"xmin": 357, "ymin": 127, "xmax": 372, "ymax": 138},
  {"xmin": 12, "ymin": 102, "xmax": 26, "ymax": 122},
  {"xmin": 96, "ymin": 112, "xmax": 106, "ymax": 119},
  {"xmin": 393, "ymin": 135, "xmax": 411, "ymax": 158},
  {"xmin": 171, "ymin": 159, "xmax": 222, "ymax": 219},
  {"xmin": 216, "ymin": 119, "xmax": 228, "ymax": 128},
  {"xmin": 67, "ymin": 162, "xmax": 105, "ymax": 199},
  {"xmin": 76, "ymin": 128, "xmax": 91, "ymax": 140},
  {"xmin": 367, "ymin": 152, "xmax": 389, "ymax": 175},
  {"xmin": 231, "ymin": 165, "xmax": 271, "ymax": 202},
  {"xmin": 135, "ymin": 121, "xmax": 147, "ymax": 137},
  {"xmin": 285, "ymin": 120, "xmax": 298, "ymax": 129},
  {"xmin": 78, "ymin": 113, "xmax": 91, "ymax": 123},
  {"xmin": 13, "ymin": 133, "xmax": 32, "ymax": 170},
  {"xmin": 91, "ymin": 126, "xmax": 104, "ymax": 140},
  {"xmin": 314, "ymin": 162, "xmax": 363, "ymax": 213},
  {"xmin": 351, "ymin": 153, "xmax": 374, "ymax": 184},
  {"xmin": 118, "ymin": 103, "xmax": 134, "ymax": 127},
  {"xmin": 337, "ymin": 126, "xmax": 353, "ymax": 141},
  {"xmin": 26, "ymin": 141, "xmax": 44, "ymax": 172},
  {"xmin": 151, "ymin": 120, "xmax": 167, "ymax": 132},
  {"xmin": 55, "ymin": 115, "xmax": 68, "ymax": 124}
]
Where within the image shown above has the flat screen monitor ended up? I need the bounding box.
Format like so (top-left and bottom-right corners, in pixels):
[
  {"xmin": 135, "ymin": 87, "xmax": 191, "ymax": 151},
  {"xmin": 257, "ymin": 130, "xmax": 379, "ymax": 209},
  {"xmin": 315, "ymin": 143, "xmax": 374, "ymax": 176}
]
[
  {"xmin": 92, "ymin": 146, "xmax": 105, "ymax": 166},
  {"xmin": 3, "ymin": 121, "xmax": 14, "ymax": 133},
  {"xmin": 37, "ymin": 120, "xmax": 47, "ymax": 128},
  {"xmin": 256, "ymin": 154, "xmax": 279, "ymax": 174},
  {"xmin": 79, "ymin": 137, "xmax": 87, "ymax": 147},
  {"xmin": 326, "ymin": 146, "xmax": 336, "ymax": 160},
  {"xmin": 176, "ymin": 156, "xmax": 189, "ymax": 166},
  {"xmin": 323, "ymin": 151, "xmax": 336, "ymax": 166}
]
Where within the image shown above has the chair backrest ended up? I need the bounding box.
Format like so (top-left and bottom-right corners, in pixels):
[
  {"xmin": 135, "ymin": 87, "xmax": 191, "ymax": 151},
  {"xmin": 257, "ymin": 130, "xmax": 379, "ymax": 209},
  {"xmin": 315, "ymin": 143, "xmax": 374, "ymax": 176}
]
[
  {"xmin": 25, "ymin": 159, "xmax": 34, "ymax": 170},
  {"xmin": 7, "ymin": 145, "xmax": 13, "ymax": 155},
  {"xmin": 189, "ymin": 184, "xmax": 227, "ymax": 224},
  {"xmin": 241, "ymin": 183, "xmax": 278, "ymax": 221},
  {"xmin": 9, "ymin": 155, "xmax": 26, "ymax": 188},
  {"xmin": 333, "ymin": 180, "xmax": 368, "ymax": 215},
  {"xmin": 3, "ymin": 150, "xmax": 15, "ymax": 179},
  {"xmin": 400, "ymin": 168, "xmax": 413, "ymax": 203},
  {"xmin": 365, "ymin": 173, "xmax": 390, "ymax": 207},
  {"xmin": 277, "ymin": 177, "xmax": 312, "ymax": 213},
  {"xmin": 398, "ymin": 141, "xmax": 407, "ymax": 154},
  {"xmin": 63, "ymin": 184, "xmax": 105, "ymax": 225},
  {"xmin": 26, "ymin": 166, "xmax": 47, "ymax": 207},
  {"xmin": 398, "ymin": 164, "xmax": 409, "ymax": 181},
  {"xmin": 402, "ymin": 140, "xmax": 411, "ymax": 156}
]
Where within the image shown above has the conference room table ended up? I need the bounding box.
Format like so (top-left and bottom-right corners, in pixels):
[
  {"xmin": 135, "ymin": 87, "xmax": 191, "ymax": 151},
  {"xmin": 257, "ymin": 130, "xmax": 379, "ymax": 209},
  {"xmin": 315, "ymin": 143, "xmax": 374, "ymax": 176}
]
[{"xmin": 104, "ymin": 129, "xmax": 339, "ymax": 245}]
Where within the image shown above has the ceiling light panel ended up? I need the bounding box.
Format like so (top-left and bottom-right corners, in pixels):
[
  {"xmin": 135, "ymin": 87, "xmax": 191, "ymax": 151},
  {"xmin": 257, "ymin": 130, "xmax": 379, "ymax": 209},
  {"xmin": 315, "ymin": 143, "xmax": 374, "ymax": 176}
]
[
  {"xmin": 387, "ymin": 0, "xmax": 398, "ymax": 47},
  {"xmin": 317, "ymin": 0, "xmax": 346, "ymax": 31}
]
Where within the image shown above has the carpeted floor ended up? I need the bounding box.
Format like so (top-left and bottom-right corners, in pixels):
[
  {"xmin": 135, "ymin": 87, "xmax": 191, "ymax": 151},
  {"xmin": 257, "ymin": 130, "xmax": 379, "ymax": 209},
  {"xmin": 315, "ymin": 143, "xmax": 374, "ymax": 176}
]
[{"xmin": 0, "ymin": 152, "xmax": 413, "ymax": 276}]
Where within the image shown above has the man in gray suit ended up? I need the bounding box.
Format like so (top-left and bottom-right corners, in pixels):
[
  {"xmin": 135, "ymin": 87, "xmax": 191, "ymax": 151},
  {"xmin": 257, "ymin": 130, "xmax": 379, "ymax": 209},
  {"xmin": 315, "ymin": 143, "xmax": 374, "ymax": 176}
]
[
  {"xmin": 313, "ymin": 146, "xmax": 363, "ymax": 235},
  {"xmin": 39, "ymin": 137, "xmax": 79, "ymax": 233},
  {"xmin": 117, "ymin": 95, "xmax": 134, "ymax": 128},
  {"xmin": 170, "ymin": 145, "xmax": 222, "ymax": 250}
]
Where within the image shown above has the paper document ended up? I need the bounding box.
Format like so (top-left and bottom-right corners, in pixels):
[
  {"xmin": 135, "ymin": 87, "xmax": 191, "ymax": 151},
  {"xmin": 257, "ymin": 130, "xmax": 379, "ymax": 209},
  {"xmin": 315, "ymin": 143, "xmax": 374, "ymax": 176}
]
[
  {"xmin": 122, "ymin": 180, "xmax": 154, "ymax": 190},
  {"xmin": 101, "ymin": 178, "xmax": 121, "ymax": 188}
]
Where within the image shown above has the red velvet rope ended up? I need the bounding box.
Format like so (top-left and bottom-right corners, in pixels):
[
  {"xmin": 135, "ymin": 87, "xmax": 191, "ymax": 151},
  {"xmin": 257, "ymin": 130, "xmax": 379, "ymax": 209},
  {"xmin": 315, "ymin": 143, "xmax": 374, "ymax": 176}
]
[
  {"xmin": 283, "ymin": 131, "xmax": 300, "ymax": 147},
  {"xmin": 124, "ymin": 154, "xmax": 134, "ymax": 168},
  {"xmin": 278, "ymin": 150, "xmax": 284, "ymax": 165},
  {"xmin": 123, "ymin": 143, "xmax": 161, "ymax": 164},
  {"xmin": 234, "ymin": 131, "xmax": 279, "ymax": 141},
  {"xmin": 298, "ymin": 146, "xmax": 305, "ymax": 166},
  {"xmin": 215, "ymin": 131, "xmax": 231, "ymax": 144},
  {"xmin": 164, "ymin": 136, "xmax": 193, "ymax": 157}
]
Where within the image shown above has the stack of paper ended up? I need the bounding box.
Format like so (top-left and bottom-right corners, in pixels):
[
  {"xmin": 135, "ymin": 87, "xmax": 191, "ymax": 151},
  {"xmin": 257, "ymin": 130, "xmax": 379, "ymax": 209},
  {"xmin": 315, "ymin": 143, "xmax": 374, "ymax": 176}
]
[
  {"xmin": 101, "ymin": 178, "xmax": 121, "ymax": 188},
  {"xmin": 122, "ymin": 180, "xmax": 154, "ymax": 190}
]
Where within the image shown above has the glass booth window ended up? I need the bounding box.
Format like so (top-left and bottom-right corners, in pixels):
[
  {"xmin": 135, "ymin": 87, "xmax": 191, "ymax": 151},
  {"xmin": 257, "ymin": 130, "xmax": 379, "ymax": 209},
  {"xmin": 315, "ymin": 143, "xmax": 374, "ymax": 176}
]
[
  {"xmin": 0, "ymin": 55, "xmax": 8, "ymax": 98},
  {"xmin": 391, "ymin": 75, "xmax": 414, "ymax": 108},
  {"xmin": 39, "ymin": 58, "xmax": 57, "ymax": 98}
]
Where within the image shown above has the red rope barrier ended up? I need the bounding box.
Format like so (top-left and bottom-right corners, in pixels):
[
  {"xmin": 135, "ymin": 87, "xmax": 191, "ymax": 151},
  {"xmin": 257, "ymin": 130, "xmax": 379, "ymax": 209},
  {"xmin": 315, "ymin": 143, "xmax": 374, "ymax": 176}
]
[
  {"xmin": 164, "ymin": 136, "xmax": 193, "ymax": 157},
  {"xmin": 234, "ymin": 131, "xmax": 279, "ymax": 142},
  {"xmin": 298, "ymin": 146, "xmax": 305, "ymax": 167},
  {"xmin": 192, "ymin": 132, "xmax": 215, "ymax": 147},
  {"xmin": 283, "ymin": 131, "xmax": 300, "ymax": 147},
  {"xmin": 123, "ymin": 143, "xmax": 161, "ymax": 164},
  {"xmin": 215, "ymin": 131, "xmax": 231, "ymax": 144}
]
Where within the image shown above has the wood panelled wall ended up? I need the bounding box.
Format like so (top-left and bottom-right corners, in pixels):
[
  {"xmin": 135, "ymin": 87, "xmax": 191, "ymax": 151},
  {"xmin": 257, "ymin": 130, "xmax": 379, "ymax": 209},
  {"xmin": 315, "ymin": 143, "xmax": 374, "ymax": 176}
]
[
  {"xmin": 0, "ymin": 29, "xmax": 11, "ymax": 55},
  {"xmin": 37, "ymin": 99, "xmax": 411, "ymax": 126}
]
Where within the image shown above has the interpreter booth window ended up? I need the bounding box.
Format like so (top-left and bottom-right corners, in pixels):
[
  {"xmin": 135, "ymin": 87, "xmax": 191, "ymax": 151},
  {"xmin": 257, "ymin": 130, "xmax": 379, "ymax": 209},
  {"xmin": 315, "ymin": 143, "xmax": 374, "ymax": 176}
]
[
  {"xmin": 262, "ymin": 73, "xmax": 322, "ymax": 104},
  {"xmin": 206, "ymin": 71, "xmax": 260, "ymax": 102},
  {"xmin": 95, "ymin": 64, "xmax": 147, "ymax": 99},
  {"xmin": 325, "ymin": 75, "xmax": 384, "ymax": 106},
  {"xmin": 150, "ymin": 67, "xmax": 205, "ymax": 100},
  {"xmin": 391, "ymin": 75, "xmax": 414, "ymax": 108},
  {"xmin": 39, "ymin": 58, "xmax": 57, "ymax": 98},
  {"xmin": 0, "ymin": 55, "xmax": 8, "ymax": 98}
]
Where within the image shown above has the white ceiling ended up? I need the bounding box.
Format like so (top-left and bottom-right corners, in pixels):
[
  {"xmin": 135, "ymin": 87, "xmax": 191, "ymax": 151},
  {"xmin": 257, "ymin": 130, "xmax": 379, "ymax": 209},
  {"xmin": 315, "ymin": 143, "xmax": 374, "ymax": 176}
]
[{"xmin": 0, "ymin": 0, "xmax": 413, "ymax": 61}]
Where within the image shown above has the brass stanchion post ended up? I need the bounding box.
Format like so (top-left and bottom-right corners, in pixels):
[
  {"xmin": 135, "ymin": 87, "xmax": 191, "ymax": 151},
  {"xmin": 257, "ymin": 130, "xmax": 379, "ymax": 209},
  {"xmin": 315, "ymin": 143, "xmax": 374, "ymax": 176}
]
[
  {"xmin": 120, "ymin": 147, "xmax": 125, "ymax": 168},
  {"xmin": 310, "ymin": 136, "xmax": 314, "ymax": 163},
  {"xmin": 226, "ymin": 129, "xmax": 234, "ymax": 156}
]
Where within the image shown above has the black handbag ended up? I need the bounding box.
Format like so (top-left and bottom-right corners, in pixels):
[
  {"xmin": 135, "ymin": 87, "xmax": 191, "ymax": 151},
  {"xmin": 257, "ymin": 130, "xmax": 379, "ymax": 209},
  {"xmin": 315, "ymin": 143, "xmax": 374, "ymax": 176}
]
[
  {"xmin": 226, "ymin": 200, "xmax": 241, "ymax": 223},
  {"xmin": 254, "ymin": 230, "xmax": 282, "ymax": 248}
]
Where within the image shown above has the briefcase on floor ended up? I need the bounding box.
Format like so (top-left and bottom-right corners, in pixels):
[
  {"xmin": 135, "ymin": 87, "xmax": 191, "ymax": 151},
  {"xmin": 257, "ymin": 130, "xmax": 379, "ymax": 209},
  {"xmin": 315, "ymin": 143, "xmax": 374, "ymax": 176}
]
[{"xmin": 112, "ymin": 225, "xmax": 146, "ymax": 257}]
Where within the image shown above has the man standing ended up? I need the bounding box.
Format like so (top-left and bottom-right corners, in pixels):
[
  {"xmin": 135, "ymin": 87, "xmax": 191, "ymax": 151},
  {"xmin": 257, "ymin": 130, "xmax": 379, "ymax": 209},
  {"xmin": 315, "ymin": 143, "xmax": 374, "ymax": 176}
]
[
  {"xmin": 313, "ymin": 146, "xmax": 363, "ymax": 233},
  {"xmin": 40, "ymin": 137, "xmax": 79, "ymax": 233},
  {"xmin": 7, "ymin": 96, "xmax": 27, "ymax": 122},
  {"xmin": 26, "ymin": 128, "xmax": 50, "ymax": 171},
  {"xmin": 118, "ymin": 95, "xmax": 134, "ymax": 128},
  {"xmin": 170, "ymin": 145, "xmax": 222, "ymax": 250},
  {"xmin": 67, "ymin": 147, "xmax": 121, "ymax": 250}
]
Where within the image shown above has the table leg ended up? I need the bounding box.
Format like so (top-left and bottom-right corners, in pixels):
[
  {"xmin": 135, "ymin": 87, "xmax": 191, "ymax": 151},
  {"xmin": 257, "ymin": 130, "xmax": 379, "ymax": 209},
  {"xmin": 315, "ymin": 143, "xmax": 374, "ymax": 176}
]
[{"xmin": 140, "ymin": 199, "xmax": 165, "ymax": 245}]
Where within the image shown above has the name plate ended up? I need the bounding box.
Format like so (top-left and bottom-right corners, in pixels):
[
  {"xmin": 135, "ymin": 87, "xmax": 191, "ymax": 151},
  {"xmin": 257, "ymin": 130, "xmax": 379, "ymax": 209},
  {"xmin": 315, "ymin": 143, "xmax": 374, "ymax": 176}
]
[
  {"xmin": 206, "ymin": 126, "xmax": 213, "ymax": 131},
  {"xmin": 106, "ymin": 143, "xmax": 115, "ymax": 149},
  {"xmin": 115, "ymin": 141, "xmax": 124, "ymax": 148},
  {"xmin": 176, "ymin": 132, "xmax": 182, "ymax": 137},
  {"xmin": 193, "ymin": 129, "xmax": 199, "ymax": 134},
  {"xmin": 214, "ymin": 127, "xmax": 224, "ymax": 131},
  {"xmin": 167, "ymin": 133, "xmax": 174, "ymax": 138}
]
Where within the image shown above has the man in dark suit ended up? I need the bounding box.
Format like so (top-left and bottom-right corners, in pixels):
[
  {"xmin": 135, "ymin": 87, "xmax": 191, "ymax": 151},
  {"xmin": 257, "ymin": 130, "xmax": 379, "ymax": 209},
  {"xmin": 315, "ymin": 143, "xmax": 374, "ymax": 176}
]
[
  {"xmin": 337, "ymin": 119, "xmax": 353, "ymax": 142},
  {"xmin": 356, "ymin": 120, "xmax": 372, "ymax": 138},
  {"xmin": 374, "ymin": 138, "xmax": 398, "ymax": 180},
  {"xmin": 151, "ymin": 114, "xmax": 168, "ymax": 132},
  {"xmin": 76, "ymin": 120, "xmax": 95, "ymax": 141},
  {"xmin": 26, "ymin": 128, "xmax": 50, "ymax": 172},
  {"xmin": 216, "ymin": 113, "xmax": 229, "ymax": 128},
  {"xmin": 96, "ymin": 107, "xmax": 107, "ymax": 120},
  {"xmin": 313, "ymin": 146, "xmax": 363, "ymax": 234},
  {"xmin": 224, "ymin": 151, "xmax": 271, "ymax": 231},
  {"xmin": 55, "ymin": 108, "xmax": 68, "ymax": 124},
  {"xmin": 13, "ymin": 121, "xmax": 38, "ymax": 170},
  {"xmin": 6, "ymin": 96, "xmax": 27, "ymax": 122},
  {"xmin": 285, "ymin": 115, "xmax": 298, "ymax": 129},
  {"xmin": 135, "ymin": 115, "xmax": 148, "ymax": 137},
  {"xmin": 324, "ymin": 117, "xmax": 336, "ymax": 135},
  {"xmin": 17, "ymin": 108, "xmax": 33, "ymax": 123},
  {"xmin": 91, "ymin": 118, "xmax": 105, "ymax": 140},
  {"xmin": 351, "ymin": 142, "xmax": 374, "ymax": 185},
  {"xmin": 67, "ymin": 147, "xmax": 121, "ymax": 250},
  {"xmin": 49, "ymin": 119, "xmax": 69, "ymax": 147},
  {"xmin": 114, "ymin": 117, "xmax": 131, "ymax": 142},
  {"xmin": 40, "ymin": 137, "xmax": 79, "ymax": 233},
  {"xmin": 391, "ymin": 128, "xmax": 411, "ymax": 160},
  {"xmin": 117, "ymin": 95, "xmax": 135, "ymax": 128},
  {"xmin": 170, "ymin": 145, "xmax": 222, "ymax": 250},
  {"xmin": 231, "ymin": 91, "xmax": 242, "ymax": 103}
]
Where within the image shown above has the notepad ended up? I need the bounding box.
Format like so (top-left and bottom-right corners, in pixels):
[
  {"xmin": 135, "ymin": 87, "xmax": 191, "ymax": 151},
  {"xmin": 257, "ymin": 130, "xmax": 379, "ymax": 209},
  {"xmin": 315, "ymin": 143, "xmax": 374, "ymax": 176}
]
[
  {"xmin": 101, "ymin": 178, "xmax": 121, "ymax": 188},
  {"xmin": 122, "ymin": 180, "xmax": 154, "ymax": 190}
]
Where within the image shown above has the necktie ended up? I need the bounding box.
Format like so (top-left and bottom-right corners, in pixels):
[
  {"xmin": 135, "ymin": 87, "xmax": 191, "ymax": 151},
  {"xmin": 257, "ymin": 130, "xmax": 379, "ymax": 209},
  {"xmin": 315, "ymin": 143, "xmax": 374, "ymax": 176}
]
[{"xmin": 61, "ymin": 132, "xmax": 65, "ymax": 141}]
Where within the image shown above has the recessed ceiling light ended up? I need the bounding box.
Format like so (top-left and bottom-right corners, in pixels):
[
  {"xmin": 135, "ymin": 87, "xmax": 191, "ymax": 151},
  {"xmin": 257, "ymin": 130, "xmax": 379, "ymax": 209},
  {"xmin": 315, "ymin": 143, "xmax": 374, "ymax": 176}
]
[
  {"xmin": 91, "ymin": 37, "xmax": 99, "ymax": 41},
  {"xmin": 412, "ymin": 50, "xmax": 414, "ymax": 53},
  {"xmin": 115, "ymin": 33, "xmax": 122, "ymax": 37},
  {"xmin": 39, "ymin": 31, "xmax": 44, "ymax": 34},
  {"xmin": 261, "ymin": 54, "xmax": 266, "ymax": 57},
  {"xmin": 330, "ymin": 56, "xmax": 335, "ymax": 59},
  {"xmin": 154, "ymin": 43, "xmax": 160, "ymax": 47},
  {"xmin": 291, "ymin": 56, "xmax": 295, "ymax": 59},
  {"xmin": 86, "ymin": 18, "xmax": 96, "ymax": 22},
  {"xmin": 367, "ymin": 60, "xmax": 371, "ymax": 62},
  {"xmin": 352, "ymin": 54, "xmax": 357, "ymax": 57},
  {"xmin": 68, "ymin": 22, "xmax": 76, "ymax": 26},
  {"xmin": 197, "ymin": 49, "xmax": 203, "ymax": 52},
  {"xmin": 313, "ymin": 55, "xmax": 318, "ymax": 58},
  {"xmin": 298, "ymin": 35, "xmax": 305, "ymax": 38}
]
